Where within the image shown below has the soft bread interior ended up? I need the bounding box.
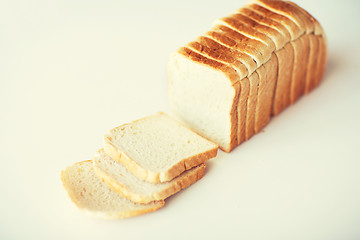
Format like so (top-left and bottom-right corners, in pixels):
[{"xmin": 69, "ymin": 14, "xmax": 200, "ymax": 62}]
[
  {"xmin": 61, "ymin": 161, "xmax": 164, "ymax": 219},
  {"xmin": 168, "ymin": 52, "xmax": 237, "ymax": 152}
]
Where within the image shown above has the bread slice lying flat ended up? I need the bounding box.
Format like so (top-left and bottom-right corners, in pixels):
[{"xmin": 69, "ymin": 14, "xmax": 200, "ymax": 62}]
[
  {"xmin": 104, "ymin": 112, "xmax": 218, "ymax": 183},
  {"xmin": 93, "ymin": 149, "xmax": 206, "ymax": 203},
  {"xmin": 61, "ymin": 161, "xmax": 164, "ymax": 219}
]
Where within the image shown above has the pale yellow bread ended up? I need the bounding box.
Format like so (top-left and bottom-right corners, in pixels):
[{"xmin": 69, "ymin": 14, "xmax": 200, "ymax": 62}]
[
  {"xmin": 104, "ymin": 112, "xmax": 218, "ymax": 182},
  {"xmin": 93, "ymin": 149, "xmax": 207, "ymax": 204},
  {"xmin": 60, "ymin": 161, "xmax": 164, "ymax": 219}
]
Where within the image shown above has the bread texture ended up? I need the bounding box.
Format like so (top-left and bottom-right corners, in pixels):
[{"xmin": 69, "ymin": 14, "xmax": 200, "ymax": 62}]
[
  {"xmin": 60, "ymin": 161, "xmax": 164, "ymax": 219},
  {"xmin": 104, "ymin": 112, "xmax": 218, "ymax": 183},
  {"xmin": 168, "ymin": 0, "xmax": 326, "ymax": 151},
  {"xmin": 93, "ymin": 149, "xmax": 206, "ymax": 204}
]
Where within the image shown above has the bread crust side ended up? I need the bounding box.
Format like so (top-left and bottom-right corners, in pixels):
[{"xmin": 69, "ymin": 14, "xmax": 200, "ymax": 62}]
[
  {"xmin": 227, "ymin": 81, "xmax": 241, "ymax": 152},
  {"xmin": 245, "ymin": 71, "xmax": 260, "ymax": 140},
  {"xmin": 272, "ymin": 42, "xmax": 294, "ymax": 116},
  {"xmin": 93, "ymin": 163, "xmax": 206, "ymax": 204},
  {"xmin": 290, "ymin": 34, "xmax": 310, "ymax": 103},
  {"xmin": 98, "ymin": 202, "xmax": 164, "ymax": 219},
  {"xmin": 314, "ymin": 35, "xmax": 327, "ymax": 88},
  {"xmin": 304, "ymin": 34, "xmax": 320, "ymax": 94},
  {"xmin": 237, "ymin": 77, "xmax": 250, "ymax": 144},
  {"xmin": 254, "ymin": 52, "xmax": 278, "ymax": 133}
]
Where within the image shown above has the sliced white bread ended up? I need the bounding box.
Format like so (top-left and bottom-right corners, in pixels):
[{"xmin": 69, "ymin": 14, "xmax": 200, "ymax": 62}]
[
  {"xmin": 168, "ymin": 47, "xmax": 240, "ymax": 152},
  {"xmin": 104, "ymin": 112, "xmax": 218, "ymax": 182},
  {"xmin": 168, "ymin": 0, "xmax": 327, "ymax": 152},
  {"xmin": 93, "ymin": 149, "xmax": 206, "ymax": 204},
  {"xmin": 60, "ymin": 161, "xmax": 164, "ymax": 219}
]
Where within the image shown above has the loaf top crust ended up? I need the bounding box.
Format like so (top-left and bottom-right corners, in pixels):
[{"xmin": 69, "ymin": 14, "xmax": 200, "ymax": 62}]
[{"xmin": 174, "ymin": 0, "xmax": 326, "ymax": 85}]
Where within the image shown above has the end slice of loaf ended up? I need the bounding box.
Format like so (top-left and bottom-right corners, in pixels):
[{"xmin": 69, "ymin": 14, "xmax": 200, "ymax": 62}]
[
  {"xmin": 60, "ymin": 161, "xmax": 164, "ymax": 219},
  {"xmin": 104, "ymin": 112, "xmax": 218, "ymax": 183},
  {"xmin": 93, "ymin": 149, "xmax": 206, "ymax": 203}
]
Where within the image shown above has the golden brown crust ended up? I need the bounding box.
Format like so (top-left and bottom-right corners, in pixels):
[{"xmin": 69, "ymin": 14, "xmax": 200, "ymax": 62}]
[
  {"xmin": 247, "ymin": 3, "xmax": 302, "ymax": 40},
  {"xmin": 239, "ymin": 6, "xmax": 291, "ymax": 45},
  {"xmin": 93, "ymin": 163, "xmax": 206, "ymax": 204},
  {"xmin": 254, "ymin": 52, "xmax": 278, "ymax": 133},
  {"xmin": 272, "ymin": 42, "xmax": 294, "ymax": 116},
  {"xmin": 227, "ymin": 81, "xmax": 241, "ymax": 152},
  {"xmin": 255, "ymin": 0, "xmax": 308, "ymax": 34},
  {"xmin": 245, "ymin": 71, "xmax": 260, "ymax": 140},
  {"xmin": 220, "ymin": 15, "xmax": 276, "ymax": 53},
  {"xmin": 232, "ymin": 11, "xmax": 286, "ymax": 50},
  {"xmin": 304, "ymin": 34, "xmax": 320, "ymax": 94},
  {"xmin": 187, "ymin": 39, "xmax": 248, "ymax": 79},
  {"xmin": 290, "ymin": 34, "xmax": 310, "ymax": 103},
  {"xmin": 212, "ymin": 25, "xmax": 269, "ymax": 65},
  {"xmin": 110, "ymin": 202, "xmax": 164, "ymax": 219},
  {"xmin": 237, "ymin": 77, "xmax": 250, "ymax": 144},
  {"xmin": 177, "ymin": 47, "xmax": 240, "ymax": 85},
  {"xmin": 204, "ymin": 31, "xmax": 258, "ymax": 74},
  {"xmin": 314, "ymin": 35, "xmax": 327, "ymax": 88}
]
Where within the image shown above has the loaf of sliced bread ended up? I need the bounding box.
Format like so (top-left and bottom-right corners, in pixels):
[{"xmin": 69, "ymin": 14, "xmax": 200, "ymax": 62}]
[
  {"xmin": 168, "ymin": 0, "xmax": 327, "ymax": 152},
  {"xmin": 104, "ymin": 112, "xmax": 218, "ymax": 183},
  {"xmin": 61, "ymin": 161, "xmax": 164, "ymax": 219},
  {"xmin": 93, "ymin": 149, "xmax": 206, "ymax": 203}
]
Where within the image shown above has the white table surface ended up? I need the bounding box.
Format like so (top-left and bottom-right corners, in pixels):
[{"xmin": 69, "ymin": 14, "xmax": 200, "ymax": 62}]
[{"xmin": 1, "ymin": 0, "xmax": 360, "ymax": 239}]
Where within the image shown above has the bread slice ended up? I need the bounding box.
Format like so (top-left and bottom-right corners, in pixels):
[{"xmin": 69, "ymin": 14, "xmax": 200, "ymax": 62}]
[
  {"xmin": 254, "ymin": 52, "xmax": 278, "ymax": 133},
  {"xmin": 168, "ymin": 47, "xmax": 240, "ymax": 152},
  {"xmin": 237, "ymin": 77, "xmax": 250, "ymax": 144},
  {"xmin": 245, "ymin": 71, "xmax": 260, "ymax": 140},
  {"xmin": 290, "ymin": 35, "xmax": 310, "ymax": 103},
  {"xmin": 93, "ymin": 149, "xmax": 206, "ymax": 204},
  {"xmin": 184, "ymin": 37, "xmax": 250, "ymax": 146},
  {"xmin": 304, "ymin": 34, "xmax": 319, "ymax": 93},
  {"xmin": 104, "ymin": 112, "xmax": 218, "ymax": 182},
  {"xmin": 272, "ymin": 42, "xmax": 294, "ymax": 115},
  {"xmin": 314, "ymin": 35, "xmax": 327, "ymax": 87},
  {"xmin": 60, "ymin": 161, "xmax": 164, "ymax": 219}
]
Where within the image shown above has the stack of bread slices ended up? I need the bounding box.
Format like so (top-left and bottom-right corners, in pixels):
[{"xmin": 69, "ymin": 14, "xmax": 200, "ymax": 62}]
[
  {"xmin": 168, "ymin": 0, "xmax": 327, "ymax": 152},
  {"xmin": 61, "ymin": 112, "xmax": 218, "ymax": 219}
]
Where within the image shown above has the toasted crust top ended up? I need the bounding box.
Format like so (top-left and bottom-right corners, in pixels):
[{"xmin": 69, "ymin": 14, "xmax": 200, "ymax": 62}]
[{"xmin": 174, "ymin": 0, "xmax": 325, "ymax": 86}]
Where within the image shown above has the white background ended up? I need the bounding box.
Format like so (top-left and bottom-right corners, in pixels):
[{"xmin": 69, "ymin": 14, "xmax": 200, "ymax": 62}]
[{"xmin": 1, "ymin": 0, "xmax": 360, "ymax": 239}]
